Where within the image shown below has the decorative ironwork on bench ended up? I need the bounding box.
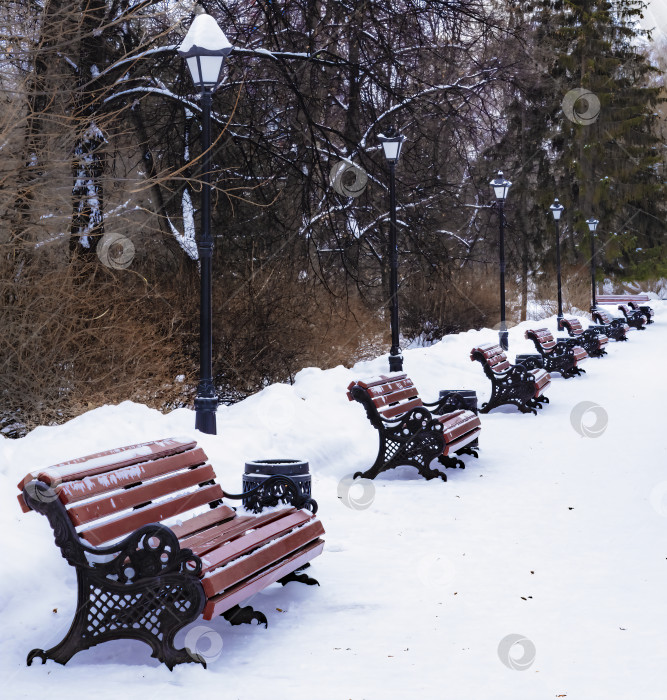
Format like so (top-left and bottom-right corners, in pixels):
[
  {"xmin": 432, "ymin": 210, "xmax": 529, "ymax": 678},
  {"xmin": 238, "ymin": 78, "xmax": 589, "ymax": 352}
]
[
  {"xmin": 617, "ymin": 304, "xmax": 647, "ymax": 330},
  {"xmin": 17, "ymin": 438, "xmax": 325, "ymax": 671},
  {"xmin": 347, "ymin": 375, "xmax": 481, "ymax": 482},
  {"xmin": 596, "ymin": 295, "xmax": 654, "ymax": 324},
  {"xmin": 23, "ymin": 481, "xmax": 205, "ymax": 670},
  {"xmin": 560, "ymin": 318, "xmax": 608, "ymax": 358},
  {"xmin": 524, "ymin": 328, "xmax": 587, "ymax": 378},
  {"xmin": 470, "ymin": 343, "xmax": 550, "ymax": 415},
  {"xmin": 591, "ymin": 307, "xmax": 630, "ymax": 341}
]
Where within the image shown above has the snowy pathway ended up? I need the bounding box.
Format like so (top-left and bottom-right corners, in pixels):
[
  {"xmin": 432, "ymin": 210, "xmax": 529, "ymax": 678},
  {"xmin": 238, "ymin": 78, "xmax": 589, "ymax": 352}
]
[{"xmin": 2, "ymin": 305, "xmax": 666, "ymax": 699}]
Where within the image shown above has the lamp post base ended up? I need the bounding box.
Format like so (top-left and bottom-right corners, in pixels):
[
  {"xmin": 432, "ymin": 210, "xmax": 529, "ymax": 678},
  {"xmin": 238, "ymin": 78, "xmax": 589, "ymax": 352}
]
[
  {"xmin": 389, "ymin": 353, "xmax": 403, "ymax": 372},
  {"xmin": 557, "ymin": 315, "xmax": 564, "ymax": 332},
  {"xmin": 194, "ymin": 395, "xmax": 218, "ymax": 435},
  {"xmin": 499, "ymin": 329, "xmax": 509, "ymax": 351}
]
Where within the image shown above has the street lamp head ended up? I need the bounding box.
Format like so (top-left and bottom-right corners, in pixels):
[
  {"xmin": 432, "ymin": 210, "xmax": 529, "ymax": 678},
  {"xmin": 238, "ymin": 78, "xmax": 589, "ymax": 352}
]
[
  {"xmin": 378, "ymin": 129, "xmax": 406, "ymax": 163},
  {"xmin": 178, "ymin": 13, "xmax": 233, "ymax": 91},
  {"xmin": 586, "ymin": 217, "xmax": 599, "ymax": 232},
  {"xmin": 490, "ymin": 171, "xmax": 512, "ymax": 201},
  {"xmin": 550, "ymin": 198, "xmax": 564, "ymax": 221}
]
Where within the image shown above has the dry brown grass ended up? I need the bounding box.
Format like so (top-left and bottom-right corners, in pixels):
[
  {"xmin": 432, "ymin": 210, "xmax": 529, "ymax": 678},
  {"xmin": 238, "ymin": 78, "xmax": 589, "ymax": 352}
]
[{"xmin": 0, "ymin": 253, "xmax": 198, "ymax": 435}]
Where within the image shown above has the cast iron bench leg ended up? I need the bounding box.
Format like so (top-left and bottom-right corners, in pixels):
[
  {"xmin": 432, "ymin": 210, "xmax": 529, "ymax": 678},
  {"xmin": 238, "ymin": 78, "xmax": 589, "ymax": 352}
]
[{"xmin": 28, "ymin": 568, "xmax": 205, "ymax": 670}]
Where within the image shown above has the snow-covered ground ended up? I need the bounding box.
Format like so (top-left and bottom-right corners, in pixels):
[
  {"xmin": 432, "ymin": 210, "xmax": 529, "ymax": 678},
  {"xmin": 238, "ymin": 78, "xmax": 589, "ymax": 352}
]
[{"xmin": 2, "ymin": 304, "xmax": 666, "ymax": 699}]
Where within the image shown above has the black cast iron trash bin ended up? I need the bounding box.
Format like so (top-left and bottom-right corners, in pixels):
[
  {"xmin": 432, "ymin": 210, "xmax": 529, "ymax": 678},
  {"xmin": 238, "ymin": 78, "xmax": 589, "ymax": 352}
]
[
  {"xmin": 439, "ymin": 390, "xmax": 479, "ymax": 449},
  {"xmin": 242, "ymin": 459, "xmax": 314, "ymax": 514}
]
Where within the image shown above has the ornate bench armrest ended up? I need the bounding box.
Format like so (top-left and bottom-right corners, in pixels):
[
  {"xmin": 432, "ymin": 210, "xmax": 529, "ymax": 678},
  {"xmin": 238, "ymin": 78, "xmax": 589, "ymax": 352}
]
[
  {"xmin": 425, "ymin": 393, "xmax": 466, "ymax": 415},
  {"xmin": 22, "ymin": 481, "xmax": 202, "ymax": 582},
  {"xmin": 223, "ymin": 474, "xmax": 318, "ymax": 515},
  {"xmin": 557, "ymin": 338, "xmax": 583, "ymax": 355}
]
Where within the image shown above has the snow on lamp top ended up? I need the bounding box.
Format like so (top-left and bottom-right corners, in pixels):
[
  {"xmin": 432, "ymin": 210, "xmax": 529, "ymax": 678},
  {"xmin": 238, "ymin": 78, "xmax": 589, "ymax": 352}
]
[
  {"xmin": 490, "ymin": 171, "xmax": 511, "ymax": 201},
  {"xmin": 550, "ymin": 198, "xmax": 564, "ymax": 220},
  {"xmin": 178, "ymin": 13, "xmax": 233, "ymax": 89}
]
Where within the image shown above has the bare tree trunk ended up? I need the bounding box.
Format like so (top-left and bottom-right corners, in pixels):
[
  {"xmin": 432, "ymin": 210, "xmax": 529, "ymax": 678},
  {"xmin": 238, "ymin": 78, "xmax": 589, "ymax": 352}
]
[{"xmin": 69, "ymin": 0, "xmax": 108, "ymax": 260}]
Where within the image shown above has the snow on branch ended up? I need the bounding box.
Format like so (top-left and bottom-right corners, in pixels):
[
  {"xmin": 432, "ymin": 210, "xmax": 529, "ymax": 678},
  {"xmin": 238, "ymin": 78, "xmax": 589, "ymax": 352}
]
[{"xmin": 358, "ymin": 67, "xmax": 499, "ymax": 149}]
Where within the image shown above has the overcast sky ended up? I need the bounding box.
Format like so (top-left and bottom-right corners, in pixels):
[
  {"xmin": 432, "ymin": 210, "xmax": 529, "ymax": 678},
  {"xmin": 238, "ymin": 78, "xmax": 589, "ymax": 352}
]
[{"xmin": 643, "ymin": 0, "xmax": 667, "ymax": 40}]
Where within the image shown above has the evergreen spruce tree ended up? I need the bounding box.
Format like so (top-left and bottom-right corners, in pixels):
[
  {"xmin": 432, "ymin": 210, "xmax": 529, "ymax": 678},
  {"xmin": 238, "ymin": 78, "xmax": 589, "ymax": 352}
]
[
  {"xmin": 553, "ymin": 0, "xmax": 665, "ymax": 281},
  {"xmin": 489, "ymin": 0, "xmax": 665, "ymax": 301}
]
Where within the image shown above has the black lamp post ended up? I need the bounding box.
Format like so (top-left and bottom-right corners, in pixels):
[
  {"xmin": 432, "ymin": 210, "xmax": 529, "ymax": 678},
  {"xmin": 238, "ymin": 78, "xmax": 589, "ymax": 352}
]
[
  {"xmin": 549, "ymin": 198, "xmax": 565, "ymax": 331},
  {"xmin": 490, "ymin": 171, "xmax": 512, "ymax": 351},
  {"xmin": 379, "ymin": 129, "xmax": 406, "ymax": 372},
  {"xmin": 586, "ymin": 217, "xmax": 599, "ymax": 310},
  {"xmin": 178, "ymin": 13, "xmax": 233, "ymax": 435}
]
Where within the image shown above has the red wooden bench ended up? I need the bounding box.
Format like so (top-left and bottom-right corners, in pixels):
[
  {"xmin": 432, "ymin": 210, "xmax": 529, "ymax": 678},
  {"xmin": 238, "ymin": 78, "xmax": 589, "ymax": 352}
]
[
  {"xmin": 470, "ymin": 343, "xmax": 551, "ymax": 414},
  {"xmin": 560, "ymin": 317, "xmax": 608, "ymax": 357},
  {"xmin": 18, "ymin": 437, "xmax": 324, "ymax": 669},
  {"xmin": 591, "ymin": 307, "xmax": 630, "ymax": 341},
  {"xmin": 525, "ymin": 328, "xmax": 587, "ymax": 378},
  {"xmin": 346, "ymin": 374, "xmax": 482, "ymax": 481},
  {"xmin": 596, "ymin": 294, "xmax": 654, "ymax": 324}
]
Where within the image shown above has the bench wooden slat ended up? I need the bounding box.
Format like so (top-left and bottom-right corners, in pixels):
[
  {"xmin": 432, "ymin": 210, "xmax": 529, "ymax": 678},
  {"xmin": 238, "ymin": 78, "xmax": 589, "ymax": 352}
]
[
  {"xmin": 471, "ymin": 344, "xmax": 512, "ymax": 373},
  {"xmin": 443, "ymin": 428, "xmax": 481, "ymax": 456},
  {"xmin": 597, "ymin": 294, "xmax": 650, "ymax": 303},
  {"xmin": 79, "ymin": 483, "xmax": 225, "ymax": 546},
  {"xmin": 531, "ymin": 369, "xmax": 551, "ymax": 393},
  {"xmin": 528, "ymin": 328, "xmax": 557, "ymax": 351},
  {"xmin": 181, "ymin": 508, "xmax": 296, "ymax": 556},
  {"xmin": 351, "ymin": 374, "xmax": 408, "ymax": 390},
  {"xmin": 18, "ymin": 437, "xmax": 196, "ymax": 490},
  {"xmin": 572, "ymin": 347, "xmax": 588, "ymax": 363},
  {"xmin": 199, "ymin": 510, "xmax": 313, "ymax": 575},
  {"xmin": 492, "ymin": 359, "xmax": 511, "ymax": 373},
  {"xmin": 57, "ymin": 448, "xmax": 209, "ymax": 505},
  {"xmin": 169, "ymin": 504, "xmax": 239, "ymax": 539},
  {"xmin": 367, "ymin": 377, "xmax": 415, "ymax": 397},
  {"xmin": 347, "ymin": 376, "xmax": 415, "ymax": 403},
  {"xmin": 67, "ymin": 464, "xmax": 217, "ymax": 526},
  {"xmin": 370, "ymin": 385, "xmax": 420, "ymax": 409},
  {"xmin": 202, "ymin": 539, "xmax": 325, "ymax": 620},
  {"xmin": 474, "ymin": 343, "xmax": 503, "ymax": 359},
  {"xmin": 438, "ymin": 410, "xmax": 481, "ymax": 442},
  {"xmin": 202, "ymin": 520, "xmax": 325, "ymax": 597},
  {"xmin": 563, "ymin": 318, "xmax": 584, "ymax": 335},
  {"xmin": 380, "ymin": 396, "xmax": 424, "ymax": 419}
]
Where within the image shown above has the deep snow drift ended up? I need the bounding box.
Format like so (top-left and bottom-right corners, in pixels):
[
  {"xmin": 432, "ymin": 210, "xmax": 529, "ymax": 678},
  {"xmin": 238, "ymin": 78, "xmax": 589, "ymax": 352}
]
[{"xmin": 2, "ymin": 304, "xmax": 666, "ymax": 700}]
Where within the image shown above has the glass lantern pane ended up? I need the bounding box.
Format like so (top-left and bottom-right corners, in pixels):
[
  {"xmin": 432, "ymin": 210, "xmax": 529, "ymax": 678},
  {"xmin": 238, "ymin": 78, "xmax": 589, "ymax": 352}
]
[
  {"xmin": 186, "ymin": 56, "xmax": 201, "ymax": 86},
  {"xmin": 381, "ymin": 141, "xmax": 399, "ymax": 161},
  {"xmin": 199, "ymin": 55, "xmax": 223, "ymax": 86}
]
